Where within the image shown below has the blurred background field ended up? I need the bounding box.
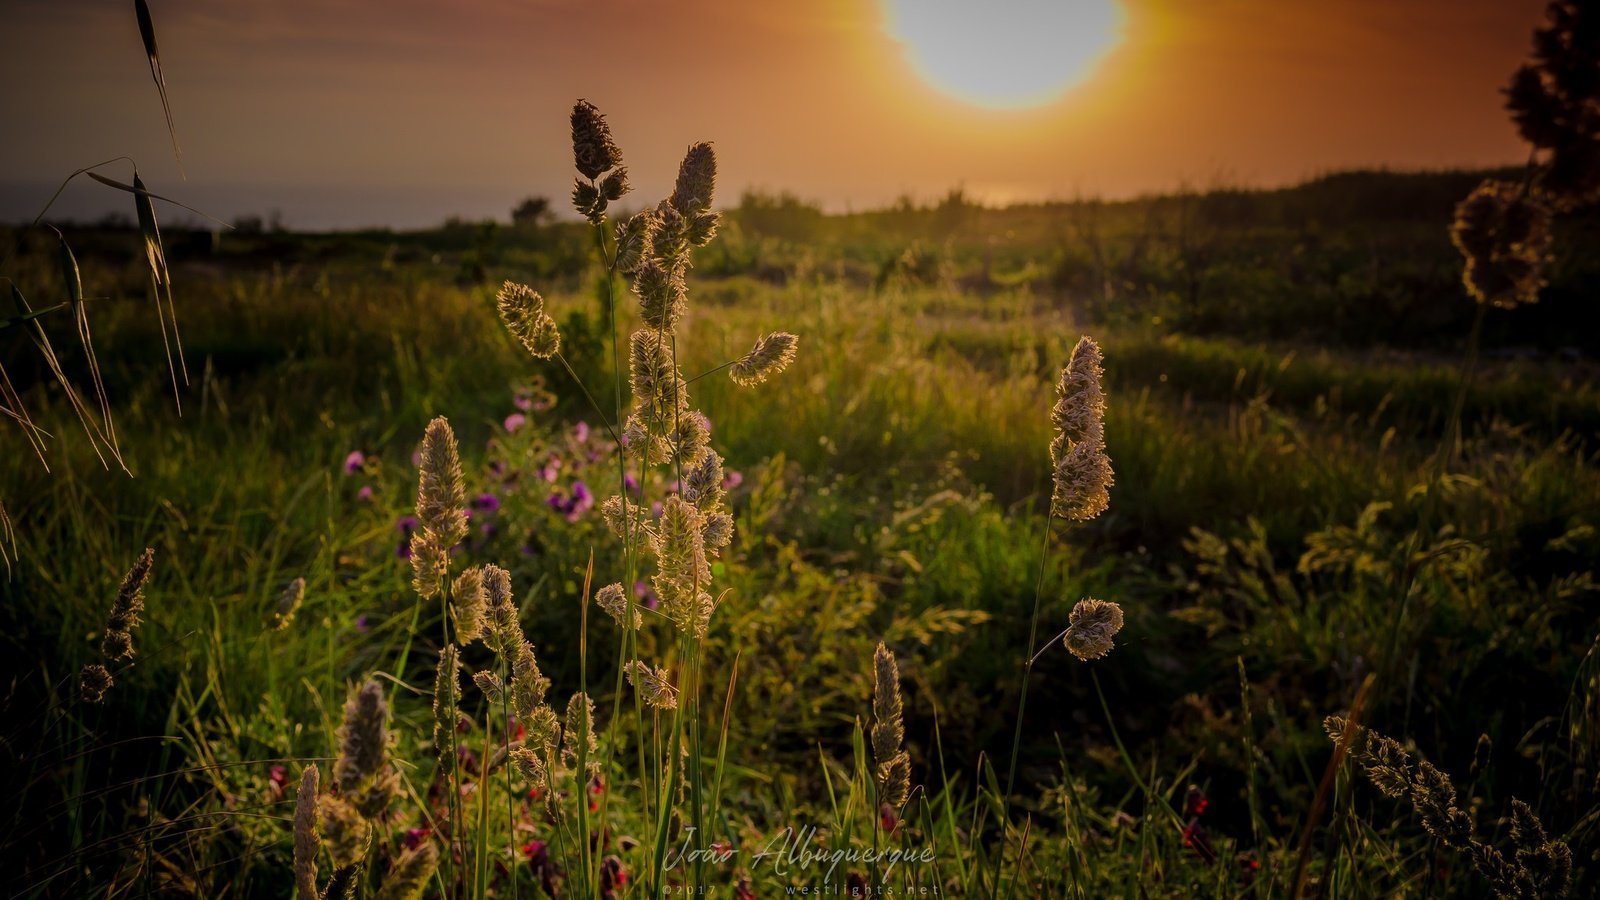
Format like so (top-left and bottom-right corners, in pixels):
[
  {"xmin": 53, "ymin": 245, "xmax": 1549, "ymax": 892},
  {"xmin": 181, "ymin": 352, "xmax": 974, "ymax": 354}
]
[{"xmin": 3, "ymin": 169, "xmax": 1598, "ymax": 894}]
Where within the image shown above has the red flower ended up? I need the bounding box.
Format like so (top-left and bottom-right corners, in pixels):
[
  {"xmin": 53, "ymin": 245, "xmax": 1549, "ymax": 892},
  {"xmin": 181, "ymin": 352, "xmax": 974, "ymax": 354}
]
[
  {"xmin": 879, "ymin": 802, "xmax": 899, "ymax": 833},
  {"xmin": 1183, "ymin": 785, "xmax": 1209, "ymax": 818},
  {"xmin": 403, "ymin": 826, "xmax": 431, "ymax": 850}
]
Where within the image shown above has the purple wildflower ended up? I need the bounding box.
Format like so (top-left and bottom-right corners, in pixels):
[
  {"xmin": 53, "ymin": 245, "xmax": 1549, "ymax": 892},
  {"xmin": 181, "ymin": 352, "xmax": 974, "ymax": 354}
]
[
  {"xmin": 357, "ymin": 484, "xmax": 375, "ymax": 502},
  {"xmin": 724, "ymin": 471, "xmax": 744, "ymax": 489},
  {"xmin": 574, "ymin": 421, "xmax": 590, "ymax": 443},
  {"xmin": 633, "ymin": 580, "xmax": 659, "ymax": 611},
  {"xmin": 624, "ymin": 472, "xmax": 641, "ymax": 494},
  {"xmin": 541, "ymin": 456, "xmax": 562, "ymax": 482},
  {"xmin": 343, "ymin": 450, "xmax": 365, "ymax": 474},
  {"xmin": 504, "ymin": 413, "xmax": 527, "ymax": 433},
  {"xmin": 355, "ymin": 615, "xmax": 371, "ymax": 634},
  {"xmin": 473, "ymin": 492, "xmax": 501, "ymax": 515}
]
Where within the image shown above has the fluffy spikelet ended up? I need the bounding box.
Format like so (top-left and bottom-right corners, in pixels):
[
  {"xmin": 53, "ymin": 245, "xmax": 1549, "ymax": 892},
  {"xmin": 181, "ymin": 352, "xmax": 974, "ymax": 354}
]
[
  {"xmin": 474, "ymin": 670, "xmax": 505, "ymax": 704},
  {"xmin": 729, "ymin": 332, "xmax": 799, "ymax": 387},
  {"xmin": 562, "ymin": 692, "xmax": 601, "ymax": 779},
  {"xmin": 293, "ymin": 765, "xmax": 320, "ymax": 900},
  {"xmin": 480, "ymin": 565, "xmax": 519, "ymax": 656},
  {"xmin": 571, "ymin": 100, "xmax": 621, "ymax": 180},
  {"xmin": 668, "ymin": 410, "xmax": 712, "ymax": 468},
  {"xmin": 686, "ymin": 209, "xmax": 721, "ymax": 248},
  {"xmin": 101, "ymin": 547, "xmax": 154, "ymax": 659},
  {"xmin": 621, "ymin": 416, "xmax": 672, "ymax": 466},
  {"xmin": 451, "ymin": 566, "xmax": 486, "ymax": 645},
  {"xmin": 682, "ymin": 450, "xmax": 726, "ymax": 510},
  {"xmin": 633, "ymin": 257, "xmax": 687, "ymax": 331},
  {"xmin": 595, "ymin": 582, "xmax": 642, "ymax": 630},
  {"xmin": 871, "ymin": 643, "xmax": 911, "ymax": 808},
  {"xmin": 334, "ymin": 679, "xmax": 396, "ymax": 819},
  {"xmin": 270, "ymin": 577, "xmax": 305, "ymax": 630},
  {"xmin": 599, "ymin": 167, "xmax": 631, "ymax": 202},
  {"xmin": 651, "ymin": 200, "xmax": 690, "ymax": 266},
  {"xmin": 512, "ymin": 744, "xmax": 549, "ymax": 793},
  {"xmin": 509, "ymin": 638, "xmax": 552, "ymax": 721},
  {"xmin": 626, "ymin": 660, "xmax": 679, "ymax": 710},
  {"xmin": 653, "ymin": 496, "xmax": 710, "ymax": 635},
  {"xmin": 670, "ymin": 142, "xmax": 717, "ymax": 214},
  {"xmin": 432, "ymin": 646, "xmax": 461, "ymax": 772},
  {"xmin": 1063, "ymin": 598, "xmax": 1123, "ymax": 661},
  {"xmin": 629, "ymin": 330, "xmax": 686, "ymax": 428},
  {"xmin": 497, "ymin": 281, "xmax": 562, "ymax": 359},
  {"xmin": 319, "ymin": 795, "xmax": 370, "ymax": 868},
  {"xmin": 408, "ymin": 528, "xmax": 449, "ymax": 601},
  {"xmin": 417, "ymin": 417, "xmax": 468, "ymax": 545},
  {"xmin": 615, "ymin": 210, "xmax": 655, "ymax": 273},
  {"xmin": 702, "ymin": 510, "xmax": 734, "ymax": 555},
  {"xmin": 1450, "ymin": 180, "xmax": 1554, "ymax": 309},
  {"xmin": 1049, "ymin": 337, "xmax": 1113, "ymax": 521},
  {"xmin": 602, "ymin": 494, "xmax": 653, "ymax": 542},
  {"xmin": 376, "ymin": 841, "xmax": 438, "ymax": 900},
  {"xmin": 79, "ymin": 663, "xmax": 113, "ymax": 703}
]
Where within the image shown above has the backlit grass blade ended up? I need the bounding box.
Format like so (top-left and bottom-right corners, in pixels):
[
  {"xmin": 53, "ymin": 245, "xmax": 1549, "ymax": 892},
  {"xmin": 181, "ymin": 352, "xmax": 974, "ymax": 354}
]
[
  {"xmin": 131, "ymin": 171, "xmax": 190, "ymax": 409},
  {"xmin": 10, "ymin": 285, "xmax": 123, "ymax": 472},
  {"xmin": 54, "ymin": 228, "xmax": 120, "ymax": 456},
  {"xmin": 134, "ymin": 0, "xmax": 182, "ymax": 172}
]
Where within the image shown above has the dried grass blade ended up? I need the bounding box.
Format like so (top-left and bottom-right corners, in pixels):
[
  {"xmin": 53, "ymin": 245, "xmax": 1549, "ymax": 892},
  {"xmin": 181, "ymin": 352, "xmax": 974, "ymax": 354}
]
[
  {"xmin": 54, "ymin": 229, "xmax": 119, "ymax": 454},
  {"xmin": 11, "ymin": 285, "xmax": 122, "ymax": 471},
  {"xmin": 130, "ymin": 172, "xmax": 189, "ymax": 406}
]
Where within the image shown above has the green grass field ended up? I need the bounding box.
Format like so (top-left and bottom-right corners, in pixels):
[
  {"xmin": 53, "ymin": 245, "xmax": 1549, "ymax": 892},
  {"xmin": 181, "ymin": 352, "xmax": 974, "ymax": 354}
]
[{"xmin": 3, "ymin": 166, "xmax": 1599, "ymax": 898}]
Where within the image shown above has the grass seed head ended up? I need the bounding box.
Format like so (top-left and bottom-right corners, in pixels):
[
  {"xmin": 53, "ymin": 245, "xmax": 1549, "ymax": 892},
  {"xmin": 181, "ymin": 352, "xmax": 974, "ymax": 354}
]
[
  {"xmin": 1451, "ymin": 180, "xmax": 1554, "ymax": 309},
  {"xmin": 671, "ymin": 142, "xmax": 717, "ymax": 214},
  {"xmin": 871, "ymin": 643, "xmax": 911, "ymax": 807},
  {"xmin": 1049, "ymin": 338, "xmax": 1113, "ymax": 521},
  {"xmin": 497, "ymin": 281, "xmax": 562, "ymax": 358},
  {"xmin": 562, "ymin": 692, "xmax": 601, "ymax": 779},
  {"xmin": 571, "ymin": 100, "xmax": 621, "ymax": 180},
  {"xmin": 417, "ymin": 417, "xmax": 468, "ymax": 547},
  {"xmin": 1063, "ymin": 597, "xmax": 1124, "ymax": 661},
  {"xmin": 474, "ymin": 670, "xmax": 505, "ymax": 704},
  {"xmin": 626, "ymin": 660, "xmax": 679, "ymax": 710},
  {"xmin": 293, "ymin": 765, "xmax": 320, "ymax": 900},
  {"xmin": 334, "ymin": 679, "xmax": 395, "ymax": 818},
  {"xmin": 729, "ymin": 332, "xmax": 799, "ymax": 387},
  {"xmin": 101, "ymin": 547, "xmax": 154, "ymax": 660},
  {"xmin": 451, "ymin": 566, "xmax": 486, "ymax": 645},
  {"xmin": 632, "ymin": 257, "xmax": 686, "ymax": 331},
  {"xmin": 79, "ymin": 663, "xmax": 113, "ymax": 703},
  {"xmin": 431, "ymin": 645, "xmax": 462, "ymax": 771},
  {"xmin": 595, "ymin": 582, "xmax": 642, "ymax": 630}
]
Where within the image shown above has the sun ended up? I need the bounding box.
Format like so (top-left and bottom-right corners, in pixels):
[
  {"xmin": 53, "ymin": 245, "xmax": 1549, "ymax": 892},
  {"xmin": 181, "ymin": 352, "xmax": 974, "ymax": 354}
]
[{"xmin": 881, "ymin": 0, "xmax": 1125, "ymax": 110}]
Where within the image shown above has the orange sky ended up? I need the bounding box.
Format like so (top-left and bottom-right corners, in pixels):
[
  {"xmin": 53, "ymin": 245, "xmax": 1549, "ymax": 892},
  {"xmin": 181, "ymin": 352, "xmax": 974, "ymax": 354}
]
[{"xmin": 0, "ymin": 0, "xmax": 1547, "ymax": 228}]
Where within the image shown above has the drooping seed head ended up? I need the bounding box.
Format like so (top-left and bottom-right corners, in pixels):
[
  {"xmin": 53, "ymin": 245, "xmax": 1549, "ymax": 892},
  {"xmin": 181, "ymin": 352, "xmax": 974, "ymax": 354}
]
[
  {"xmin": 512, "ymin": 744, "xmax": 549, "ymax": 793},
  {"xmin": 626, "ymin": 660, "xmax": 679, "ymax": 710},
  {"xmin": 474, "ymin": 670, "xmax": 505, "ymax": 704},
  {"xmin": 79, "ymin": 663, "xmax": 113, "ymax": 703},
  {"xmin": 571, "ymin": 100, "xmax": 621, "ymax": 180},
  {"xmin": 1051, "ymin": 437, "xmax": 1113, "ymax": 522},
  {"xmin": 729, "ymin": 332, "xmax": 799, "ymax": 387},
  {"xmin": 1062, "ymin": 597, "xmax": 1124, "ymax": 661},
  {"xmin": 497, "ymin": 281, "xmax": 562, "ymax": 359},
  {"xmin": 595, "ymin": 582, "xmax": 642, "ymax": 630},
  {"xmin": 293, "ymin": 765, "xmax": 321, "ymax": 900}
]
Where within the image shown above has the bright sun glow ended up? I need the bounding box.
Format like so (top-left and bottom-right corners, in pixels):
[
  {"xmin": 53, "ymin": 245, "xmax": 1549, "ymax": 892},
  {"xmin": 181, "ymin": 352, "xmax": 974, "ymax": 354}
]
[{"xmin": 883, "ymin": 0, "xmax": 1125, "ymax": 109}]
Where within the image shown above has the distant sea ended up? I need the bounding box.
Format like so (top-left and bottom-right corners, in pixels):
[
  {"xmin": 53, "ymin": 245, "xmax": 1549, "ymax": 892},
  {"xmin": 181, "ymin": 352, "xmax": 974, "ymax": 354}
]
[{"xmin": 0, "ymin": 179, "xmax": 544, "ymax": 232}]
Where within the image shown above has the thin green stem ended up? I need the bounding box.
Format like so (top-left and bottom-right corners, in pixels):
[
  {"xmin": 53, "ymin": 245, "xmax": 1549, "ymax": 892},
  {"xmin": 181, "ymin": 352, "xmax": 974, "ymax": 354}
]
[{"xmin": 991, "ymin": 508, "xmax": 1055, "ymax": 898}]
